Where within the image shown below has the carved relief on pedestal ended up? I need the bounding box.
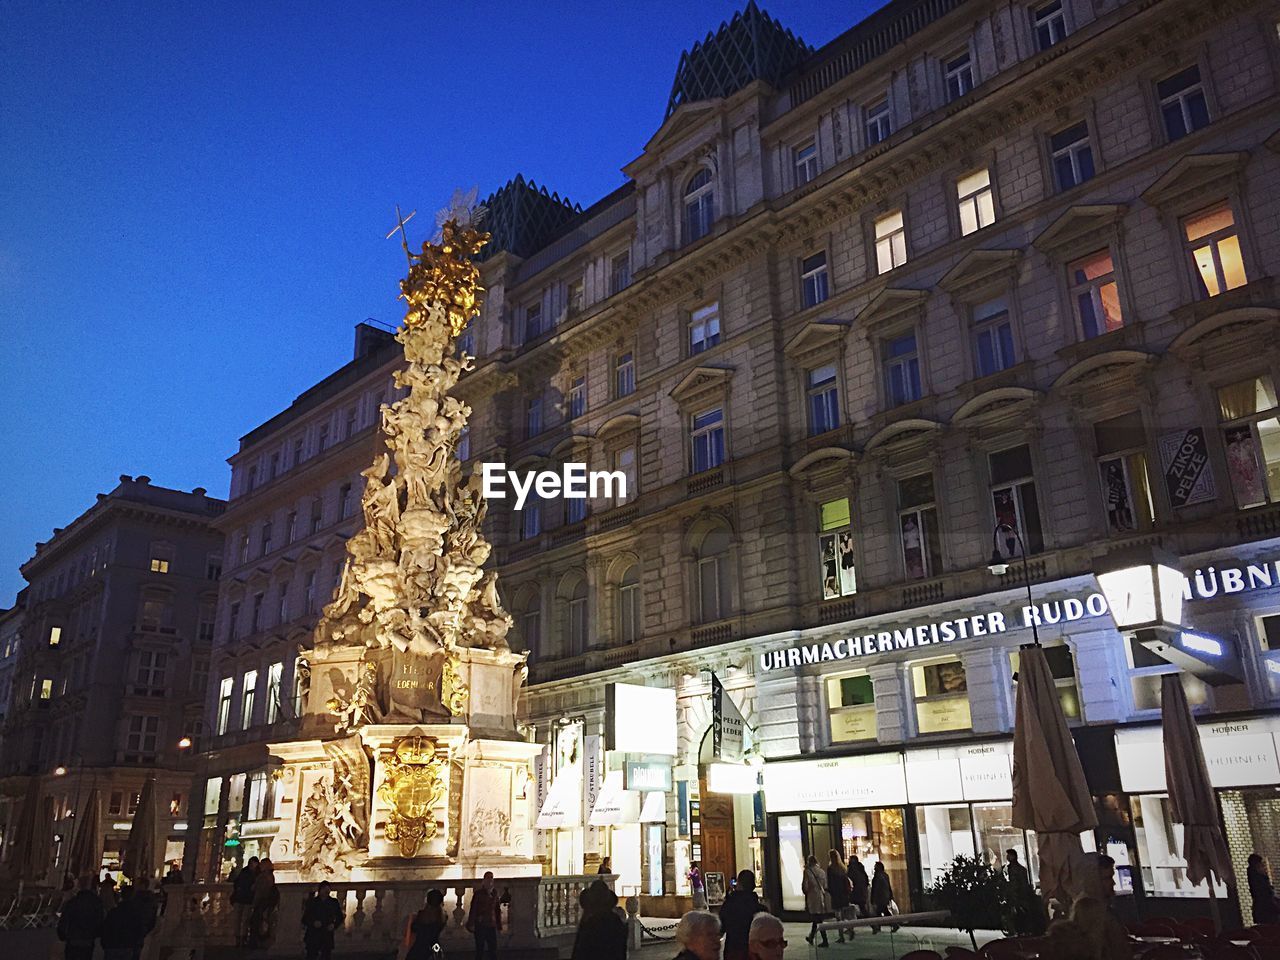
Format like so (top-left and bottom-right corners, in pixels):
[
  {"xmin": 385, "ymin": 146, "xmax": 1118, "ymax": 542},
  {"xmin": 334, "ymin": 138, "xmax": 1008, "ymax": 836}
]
[
  {"xmin": 378, "ymin": 736, "xmax": 448, "ymax": 857},
  {"xmin": 295, "ymin": 735, "xmax": 370, "ymax": 880}
]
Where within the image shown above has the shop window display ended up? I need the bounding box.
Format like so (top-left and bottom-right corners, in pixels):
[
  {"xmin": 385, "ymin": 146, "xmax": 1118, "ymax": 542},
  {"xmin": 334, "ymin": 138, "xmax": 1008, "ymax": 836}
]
[
  {"xmin": 1130, "ymin": 793, "xmax": 1229, "ymax": 898},
  {"xmin": 818, "ymin": 498, "xmax": 857, "ymax": 600},
  {"xmin": 912, "ymin": 657, "xmax": 971, "ymax": 734},
  {"xmin": 898, "ymin": 473, "xmax": 942, "ymax": 580},
  {"xmin": 1126, "ymin": 638, "xmax": 1209, "ymax": 712},
  {"xmin": 1009, "ymin": 644, "xmax": 1080, "ymax": 720},
  {"xmin": 1094, "ymin": 412, "xmax": 1155, "ymax": 533},
  {"xmin": 1218, "ymin": 375, "xmax": 1280, "ymax": 508},
  {"xmin": 827, "ymin": 671, "xmax": 876, "ymax": 743}
]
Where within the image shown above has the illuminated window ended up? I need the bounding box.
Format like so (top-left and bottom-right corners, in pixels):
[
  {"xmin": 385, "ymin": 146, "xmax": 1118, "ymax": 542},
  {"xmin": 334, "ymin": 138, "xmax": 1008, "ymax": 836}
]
[
  {"xmin": 794, "ymin": 139, "xmax": 818, "ymax": 185},
  {"xmin": 827, "ymin": 672, "xmax": 875, "ymax": 743},
  {"xmin": 912, "ymin": 657, "xmax": 971, "ymax": 733},
  {"xmin": 1010, "ymin": 644, "xmax": 1079, "ymax": 719},
  {"xmin": 884, "ymin": 332, "xmax": 922, "ymax": 407},
  {"xmin": 240, "ymin": 670, "xmax": 258, "ymax": 730},
  {"xmin": 1032, "ymin": 0, "xmax": 1067, "ymax": 50},
  {"xmin": 898, "ymin": 474, "xmax": 942, "ymax": 581},
  {"xmin": 690, "ymin": 408, "xmax": 726, "ymax": 473},
  {"xmin": 874, "ymin": 210, "xmax": 907, "ymax": 274},
  {"xmin": 865, "ymin": 99, "xmax": 891, "ymax": 145},
  {"xmin": 265, "ymin": 662, "xmax": 283, "ymax": 725},
  {"xmin": 1158, "ymin": 66, "xmax": 1210, "ymax": 141},
  {"xmin": 944, "ymin": 51, "xmax": 974, "ymax": 102},
  {"xmin": 807, "ymin": 365, "xmax": 840, "ymax": 436},
  {"xmin": 1050, "ymin": 122, "xmax": 1094, "ymax": 191},
  {"xmin": 957, "ymin": 169, "xmax": 995, "ymax": 236},
  {"xmin": 1254, "ymin": 614, "xmax": 1280, "ymax": 698},
  {"xmin": 40, "ymin": 678, "xmax": 53, "ymax": 700},
  {"xmin": 1218, "ymin": 375, "xmax": 1280, "ymax": 509},
  {"xmin": 690, "ymin": 303, "xmax": 721, "ymax": 355},
  {"xmin": 1069, "ymin": 249, "xmax": 1123, "ymax": 339},
  {"xmin": 1095, "ymin": 412, "xmax": 1156, "ymax": 533},
  {"xmin": 684, "ymin": 169, "xmax": 715, "ymax": 244},
  {"xmin": 972, "ymin": 296, "xmax": 1016, "ymax": 377},
  {"xmin": 818, "ymin": 498, "xmax": 857, "ymax": 600},
  {"xmin": 149, "ymin": 542, "xmax": 173, "ymax": 574},
  {"xmin": 800, "ymin": 252, "xmax": 830, "ymax": 308},
  {"xmin": 217, "ymin": 678, "xmax": 233, "ymax": 735},
  {"xmin": 48, "ymin": 626, "xmax": 62, "ymax": 647},
  {"xmin": 1183, "ymin": 202, "xmax": 1246, "ymax": 298},
  {"xmin": 990, "ymin": 445, "xmax": 1044, "ymax": 557}
]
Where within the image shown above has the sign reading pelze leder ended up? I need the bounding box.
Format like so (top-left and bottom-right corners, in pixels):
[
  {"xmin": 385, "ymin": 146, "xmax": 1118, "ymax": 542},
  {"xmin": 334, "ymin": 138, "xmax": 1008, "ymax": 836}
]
[{"xmin": 1159, "ymin": 427, "xmax": 1216, "ymax": 508}]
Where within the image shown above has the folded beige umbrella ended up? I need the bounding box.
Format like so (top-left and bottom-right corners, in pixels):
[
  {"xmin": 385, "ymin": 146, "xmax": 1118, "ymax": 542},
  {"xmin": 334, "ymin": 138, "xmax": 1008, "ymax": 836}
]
[
  {"xmin": 1012, "ymin": 644, "xmax": 1098, "ymax": 904},
  {"xmin": 66, "ymin": 787, "xmax": 102, "ymax": 880},
  {"xmin": 122, "ymin": 778, "xmax": 159, "ymax": 882},
  {"xmin": 7, "ymin": 777, "xmax": 41, "ymax": 881},
  {"xmin": 1161, "ymin": 674, "xmax": 1233, "ymax": 930}
]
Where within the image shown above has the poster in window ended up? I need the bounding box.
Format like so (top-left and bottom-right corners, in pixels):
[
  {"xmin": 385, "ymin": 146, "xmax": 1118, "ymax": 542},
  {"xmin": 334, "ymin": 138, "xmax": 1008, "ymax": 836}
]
[
  {"xmin": 820, "ymin": 533, "xmax": 840, "ymax": 599},
  {"xmin": 1158, "ymin": 428, "xmax": 1216, "ymax": 508},
  {"xmin": 1223, "ymin": 425, "xmax": 1264, "ymax": 507},
  {"xmin": 919, "ymin": 661, "xmax": 968, "ymax": 696},
  {"xmin": 704, "ymin": 871, "xmax": 727, "ymax": 906},
  {"xmin": 837, "ymin": 531, "xmax": 857, "ymax": 594},
  {"xmin": 900, "ymin": 514, "xmax": 926, "ymax": 579},
  {"xmin": 1099, "ymin": 457, "xmax": 1136, "ymax": 533},
  {"xmin": 991, "ymin": 489, "xmax": 1020, "ymax": 557}
]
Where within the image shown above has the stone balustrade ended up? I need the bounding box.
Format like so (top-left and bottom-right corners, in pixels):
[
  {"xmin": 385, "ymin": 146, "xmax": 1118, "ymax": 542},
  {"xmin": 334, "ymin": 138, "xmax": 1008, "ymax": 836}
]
[{"xmin": 147, "ymin": 874, "xmax": 616, "ymax": 958}]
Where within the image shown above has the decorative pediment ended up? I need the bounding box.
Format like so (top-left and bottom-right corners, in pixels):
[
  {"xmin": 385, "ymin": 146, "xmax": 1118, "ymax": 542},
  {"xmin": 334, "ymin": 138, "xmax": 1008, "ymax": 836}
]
[
  {"xmin": 550, "ymin": 434, "xmax": 593, "ymax": 460},
  {"xmin": 864, "ymin": 418, "xmax": 943, "ymax": 453},
  {"xmin": 788, "ymin": 446, "xmax": 854, "ymax": 478},
  {"xmin": 1170, "ymin": 307, "xmax": 1280, "ymax": 365},
  {"xmin": 670, "ymin": 365, "xmax": 733, "ymax": 404},
  {"xmin": 1052, "ymin": 350, "xmax": 1156, "ymax": 391},
  {"xmin": 952, "ymin": 387, "xmax": 1041, "ymax": 426},
  {"xmin": 856, "ymin": 288, "xmax": 929, "ymax": 334},
  {"xmin": 636, "ymin": 101, "xmax": 720, "ymax": 158},
  {"xmin": 1033, "ymin": 204, "xmax": 1128, "ymax": 258},
  {"xmin": 783, "ymin": 320, "xmax": 850, "ymax": 360},
  {"xmin": 1140, "ymin": 152, "xmax": 1249, "ymax": 211},
  {"xmin": 596, "ymin": 413, "xmax": 641, "ymax": 441},
  {"xmin": 937, "ymin": 249, "xmax": 1022, "ymax": 298}
]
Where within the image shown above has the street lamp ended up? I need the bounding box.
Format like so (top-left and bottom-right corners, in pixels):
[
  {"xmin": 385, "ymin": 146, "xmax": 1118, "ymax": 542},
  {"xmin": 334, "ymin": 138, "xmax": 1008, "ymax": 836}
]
[
  {"xmin": 987, "ymin": 522, "xmax": 1040, "ymax": 647},
  {"xmin": 177, "ymin": 737, "xmax": 193, "ymax": 750},
  {"xmin": 54, "ymin": 766, "xmax": 68, "ymax": 777}
]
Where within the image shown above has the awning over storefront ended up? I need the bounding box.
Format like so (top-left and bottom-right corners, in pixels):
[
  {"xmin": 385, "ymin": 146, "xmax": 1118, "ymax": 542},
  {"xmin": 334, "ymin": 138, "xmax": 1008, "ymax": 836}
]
[
  {"xmin": 536, "ymin": 769, "xmax": 583, "ymax": 829},
  {"xmin": 589, "ymin": 771, "xmax": 667, "ymax": 825}
]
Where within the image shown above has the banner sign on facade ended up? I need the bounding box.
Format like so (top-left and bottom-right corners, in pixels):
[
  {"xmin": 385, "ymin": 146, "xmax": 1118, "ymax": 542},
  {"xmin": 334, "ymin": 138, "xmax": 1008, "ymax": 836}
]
[
  {"xmin": 624, "ymin": 759, "xmax": 673, "ymax": 793},
  {"xmin": 677, "ymin": 779, "xmax": 690, "ymax": 837},
  {"xmin": 1159, "ymin": 427, "xmax": 1216, "ymax": 508},
  {"xmin": 711, "ymin": 673, "xmax": 746, "ymax": 761}
]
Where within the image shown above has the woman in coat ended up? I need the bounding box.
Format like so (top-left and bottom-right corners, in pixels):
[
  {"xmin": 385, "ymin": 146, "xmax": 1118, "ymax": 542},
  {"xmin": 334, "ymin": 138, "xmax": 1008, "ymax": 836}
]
[
  {"xmin": 848, "ymin": 855, "xmax": 871, "ymax": 919},
  {"xmin": 826, "ymin": 850, "xmax": 853, "ymax": 943},
  {"xmin": 571, "ymin": 879, "xmax": 627, "ymax": 960},
  {"xmin": 869, "ymin": 861, "xmax": 898, "ymax": 934},
  {"xmin": 801, "ymin": 854, "xmax": 830, "ymax": 947}
]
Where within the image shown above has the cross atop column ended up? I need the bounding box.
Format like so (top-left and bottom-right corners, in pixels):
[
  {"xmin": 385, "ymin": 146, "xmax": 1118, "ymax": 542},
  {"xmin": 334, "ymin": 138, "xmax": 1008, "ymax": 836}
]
[{"xmin": 385, "ymin": 205, "xmax": 417, "ymax": 265}]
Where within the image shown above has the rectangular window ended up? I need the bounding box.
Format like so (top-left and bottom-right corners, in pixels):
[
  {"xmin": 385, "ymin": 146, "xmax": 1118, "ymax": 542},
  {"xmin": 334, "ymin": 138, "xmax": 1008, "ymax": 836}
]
[
  {"xmin": 1069, "ymin": 249, "xmax": 1124, "ymax": 338},
  {"xmin": 944, "ymin": 50, "xmax": 974, "ymax": 102},
  {"xmin": 615, "ymin": 352, "xmax": 635, "ymax": 398},
  {"xmin": 40, "ymin": 678, "xmax": 53, "ymax": 700},
  {"xmin": 268, "ymin": 451, "xmax": 279, "ymax": 480},
  {"xmin": 1010, "ymin": 644, "xmax": 1080, "ymax": 719},
  {"xmin": 241, "ymin": 670, "xmax": 258, "ymax": 730},
  {"xmin": 149, "ymin": 557, "xmax": 170, "ymax": 574},
  {"xmin": 1183, "ymin": 202, "xmax": 1246, "ymax": 298},
  {"xmin": 191, "ymin": 655, "xmax": 209, "ymax": 694},
  {"xmin": 1032, "ymin": 0, "xmax": 1067, "ymax": 50},
  {"xmin": 568, "ymin": 594, "xmax": 587, "ymax": 652},
  {"xmin": 126, "ymin": 715, "xmax": 160, "ymax": 757},
  {"xmin": 568, "ymin": 376, "xmax": 586, "ymax": 419},
  {"xmin": 48, "ymin": 625, "xmax": 62, "ymax": 647},
  {"xmin": 457, "ymin": 426, "xmax": 470, "ymax": 462},
  {"xmin": 698, "ymin": 555, "xmax": 725, "ymax": 623},
  {"xmin": 318, "ymin": 423, "xmax": 330, "ymax": 451},
  {"xmin": 1050, "ymin": 122, "xmax": 1095, "ymax": 191},
  {"xmin": 293, "ymin": 436, "xmax": 304, "ymax": 466},
  {"xmin": 109, "ymin": 791, "xmax": 124, "ymax": 816},
  {"xmin": 568, "ymin": 278, "xmax": 584, "ymax": 316},
  {"xmin": 276, "ymin": 584, "xmax": 288, "ymax": 625},
  {"xmin": 1218, "ymin": 375, "xmax": 1280, "ymax": 508},
  {"xmin": 1095, "ymin": 411, "xmax": 1157, "ymax": 532},
  {"xmin": 135, "ymin": 650, "xmax": 168, "ymax": 691},
  {"xmin": 523, "ymin": 301, "xmax": 544, "ymax": 343},
  {"xmin": 957, "ymin": 169, "xmax": 995, "ymax": 235},
  {"xmin": 619, "ymin": 578, "xmax": 641, "ymax": 643},
  {"xmin": 339, "ymin": 483, "xmax": 353, "ymax": 519},
  {"xmin": 207, "ymin": 555, "xmax": 222, "ymax": 580},
  {"xmin": 304, "ymin": 571, "xmax": 316, "ymax": 613},
  {"xmin": 1158, "ymin": 66, "xmax": 1210, "ymax": 141},
  {"xmin": 899, "ymin": 473, "xmax": 943, "ymax": 581},
  {"xmin": 884, "ymin": 332, "xmax": 922, "ymax": 407},
  {"xmin": 818, "ymin": 498, "xmax": 857, "ymax": 600},
  {"xmin": 526, "ymin": 394, "xmax": 543, "ymax": 438},
  {"xmin": 614, "ymin": 446, "xmax": 637, "ymax": 504},
  {"xmin": 521, "ymin": 497, "xmax": 542, "ymax": 540},
  {"xmin": 245, "ymin": 465, "xmax": 257, "ymax": 493},
  {"xmin": 865, "ymin": 99, "xmax": 891, "ymax": 146},
  {"xmin": 198, "ymin": 602, "xmax": 215, "ymax": 643},
  {"xmin": 690, "ymin": 303, "xmax": 721, "ymax": 355},
  {"xmin": 285, "ymin": 511, "xmax": 297, "ymax": 544},
  {"xmin": 228, "ymin": 602, "xmax": 240, "ymax": 642},
  {"xmin": 794, "ymin": 139, "xmax": 818, "ymax": 185},
  {"xmin": 874, "ymin": 210, "xmax": 907, "ymax": 274},
  {"xmin": 800, "ymin": 252, "xmax": 830, "ymax": 308},
  {"xmin": 260, "ymin": 521, "xmax": 272, "ymax": 557},
  {"xmin": 565, "ymin": 485, "xmax": 587, "ymax": 525},
  {"xmin": 217, "ymin": 677, "xmax": 233, "ymax": 735},
  {"xmin": 1127, "ymin": 638, "xmax": 1208, "ymax": 712},
  {"xmin": 989, "ymin": 445, "xmax": 1045, "ymax": 557},
  {"xmin": 807, "ymin": 365, "xmax": 840, "ymax": 436},
  {"xmin": 265, "ymin": 662, "xmax": 283, "ymax": 725},
  {"xmin": 912, "ymin": 657, "xmax": 972, "ymax": 733},
  {"xmin": 610, "ymin": 253, "xmax": 631, "ymax": 295},
  {"xmin": 972, "ymin": 296, "xmax": 1016, "ymax": 378},
  {"xmin": 827, "ymin": 672, "xmax": 875, "ymax": 742},
  {"xmin": 690, "ymin": 408, "xmax": 726, "ymax": 473},
  {"xmin": 310, "ymin": 499, "xmax": 323, "ymax": 534},
  {"xmin": 251, "ymin": 592, "xmax": 264, "ymax": 632}
]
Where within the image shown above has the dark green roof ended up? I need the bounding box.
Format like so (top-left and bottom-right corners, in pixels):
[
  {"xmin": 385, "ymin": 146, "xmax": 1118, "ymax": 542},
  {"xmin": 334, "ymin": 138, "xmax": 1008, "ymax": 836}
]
[
  {"xmin": 666, "ymin": 1, "xmax": 812, "ymax": 119},
  {"xmin": 475, "ymin": 175, "xmax": 582, "ymax": 262}
]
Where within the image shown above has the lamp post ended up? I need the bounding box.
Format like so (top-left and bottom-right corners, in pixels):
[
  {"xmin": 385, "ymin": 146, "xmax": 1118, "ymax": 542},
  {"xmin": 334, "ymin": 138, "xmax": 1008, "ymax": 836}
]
[{"xmin": 987, "ymin": 522, "xmax": 1040, "ymax": 647}]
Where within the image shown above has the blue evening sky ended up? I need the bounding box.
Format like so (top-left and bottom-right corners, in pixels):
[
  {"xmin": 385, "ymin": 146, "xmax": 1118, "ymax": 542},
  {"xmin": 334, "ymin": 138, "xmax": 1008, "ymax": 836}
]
[{"xmin": 0, "ymin": 1, "xmax": 875, "ymax": 605}]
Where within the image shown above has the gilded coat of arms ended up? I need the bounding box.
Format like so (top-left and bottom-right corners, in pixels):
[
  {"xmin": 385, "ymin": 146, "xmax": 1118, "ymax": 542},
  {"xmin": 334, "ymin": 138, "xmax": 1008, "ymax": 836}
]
[{"xmin": 379, "ymin": 736, "xmax": 448, "ymax": 857}]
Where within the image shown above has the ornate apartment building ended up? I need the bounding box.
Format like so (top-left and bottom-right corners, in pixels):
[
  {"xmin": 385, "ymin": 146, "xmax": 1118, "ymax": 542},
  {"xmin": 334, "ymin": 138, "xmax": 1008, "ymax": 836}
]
[
  {"xmin": 195, "ymin": 0, "xmax": 1280, "ymax": 926},
  {"xmin": 0, "ymin": 476, "xmax": 224, "ymax": 875}
]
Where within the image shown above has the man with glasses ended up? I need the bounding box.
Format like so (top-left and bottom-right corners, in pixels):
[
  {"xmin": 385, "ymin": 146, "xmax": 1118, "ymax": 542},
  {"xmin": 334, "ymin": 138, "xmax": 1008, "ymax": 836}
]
[{"xmin": 747, "ymin": 913, "xmax": 787, "ymax": 960}]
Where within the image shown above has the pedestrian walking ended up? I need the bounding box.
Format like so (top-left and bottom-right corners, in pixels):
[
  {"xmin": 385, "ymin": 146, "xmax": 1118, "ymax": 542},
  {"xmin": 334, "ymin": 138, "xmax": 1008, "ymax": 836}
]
[
  {"xmin": 57, "ymin": 876, "xmax": 105, "ymax": 960},
  {"xmin": 571, "ymin": 879, "xmax": 626, "ymax": 960},
  {"xmin": 827, "ymin": 850, "xmax": 853, "ymax": 942},
  {"xmin": 849, "ymin": 855, "xmax": 870, "ymax": 919},
  {"xmin": 466, "ymin": 870, "xmax": 502, "ymax": 960},
  {"xmin": 802, "ymin": 854, "xmax": 830, "ymax": 947},
  {"xmin": 869, "ymin": 861, "xmax": 898, "ymax": 934},
  {"xmin": 1248, "ymin": 853, "xmax": 1280, "ymax": 924},
  {"xmin": 719, "ymin": 869, "xmax": 765, "ymax": 960}
]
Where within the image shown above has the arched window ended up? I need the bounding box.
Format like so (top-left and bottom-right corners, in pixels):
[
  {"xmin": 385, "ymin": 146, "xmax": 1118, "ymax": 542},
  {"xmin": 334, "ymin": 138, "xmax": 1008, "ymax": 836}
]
[
  {"xmin": 618, "ymin": 564, "xmax": 641, "ymax": 643},
  {"xmin": 695, "ymin": 528, "xmax": 732, "ymax": 623},
  {"xmin": 684, "ymin": 168, "xmax": 715, "ymax": 244}
]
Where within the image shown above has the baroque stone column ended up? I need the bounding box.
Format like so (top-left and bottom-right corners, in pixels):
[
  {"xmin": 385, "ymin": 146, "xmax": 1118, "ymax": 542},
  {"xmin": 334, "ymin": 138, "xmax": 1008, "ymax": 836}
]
[{"xmin": 869, "ymin": 662, "xmax": 908, "ymax": 743}]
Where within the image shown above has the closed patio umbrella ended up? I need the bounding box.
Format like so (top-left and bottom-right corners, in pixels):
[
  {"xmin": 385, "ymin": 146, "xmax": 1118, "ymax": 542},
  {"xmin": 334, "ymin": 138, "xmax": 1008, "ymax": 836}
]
[
  {"xmin": 66, "ymin": 787, "xmax": 102, "ymax": 880},
  {"xmin": 7, "ymin": 777, "xmax": 42, "ymax": 881},
  {"xmin": 1012, "ymin": 643, "xmax": 1098, "ymax": 905},
  {"xmin": 1161, "ymin": 674, "xmax": 1233, "ymax": 931},
  {"xmin": 122, "ymin": 778, "xmax": 158, "ymax": 882}
]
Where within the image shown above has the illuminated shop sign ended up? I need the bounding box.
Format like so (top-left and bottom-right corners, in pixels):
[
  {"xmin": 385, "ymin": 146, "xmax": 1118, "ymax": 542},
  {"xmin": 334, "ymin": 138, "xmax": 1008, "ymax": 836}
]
[
  {"xmin": 758, "ymin": 557, "xmax": 1280, "ymax": 673},
  {"xmin": 1115, "ymin": 716, "xmax": 1280, "ymax": 791}
]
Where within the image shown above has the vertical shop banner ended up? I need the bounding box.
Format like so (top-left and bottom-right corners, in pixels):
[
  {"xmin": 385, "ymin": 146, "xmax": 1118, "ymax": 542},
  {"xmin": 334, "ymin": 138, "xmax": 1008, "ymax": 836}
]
[
  {"xmin": 1159, "ymin": 427, "xmax": 1216, "ymax": 507},
  {"xmin": 710, "ymin": 673, "xmax": 746, "ymax": 761},
  {"xmin": 535, "ymin": 746, "xmax": 549, "ymax": 815},
  {"xmin": 583, "ymin": 734, "xmax": 603, "ymax": 826},
  {"xmin": 752, "ymin": 791, "xmax": 766, "ymax": 835},
  {"xmin": 677, "ymin": 780, "xmax": 690, "ymax": 837}
]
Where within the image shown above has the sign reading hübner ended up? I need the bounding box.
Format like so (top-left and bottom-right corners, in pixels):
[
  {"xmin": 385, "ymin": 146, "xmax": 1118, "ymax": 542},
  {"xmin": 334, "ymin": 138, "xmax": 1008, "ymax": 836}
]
[{"xmin": 1159, "ymin": 427, "xmax": 1216, "ymax": 508}]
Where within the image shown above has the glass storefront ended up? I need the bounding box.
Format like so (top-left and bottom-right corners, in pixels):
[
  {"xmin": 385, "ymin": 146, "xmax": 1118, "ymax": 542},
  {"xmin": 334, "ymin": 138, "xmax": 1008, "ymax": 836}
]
[{"xmin": 916, "ymin": 802, "xmax": 1036, "ymax": 887}]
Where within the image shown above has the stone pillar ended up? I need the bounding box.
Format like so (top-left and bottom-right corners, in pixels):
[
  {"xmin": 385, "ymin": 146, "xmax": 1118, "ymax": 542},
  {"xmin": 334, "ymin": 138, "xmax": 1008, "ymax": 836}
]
[
  {"xmin": 1069, "ymin": 629, "xmax": 1128, "ymax": 723},
  {"xmin": 959, "ymin": 646, "xmax": 1013, "ymax": 734},
  {"xmin": 755, "ymin": 672, "xmax": 803, "ymax": 758},
  {"xmin": 869, "ymin": 662, "xmax": 908, "ymax": 743}
]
